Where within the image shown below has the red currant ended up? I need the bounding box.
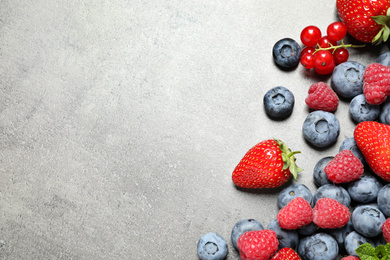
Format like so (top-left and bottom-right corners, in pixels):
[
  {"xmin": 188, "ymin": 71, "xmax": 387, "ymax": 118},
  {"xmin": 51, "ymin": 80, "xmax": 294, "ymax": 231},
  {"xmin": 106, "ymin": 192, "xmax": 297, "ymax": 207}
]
[
  {"xmin": 327, "ymin": 22, "xmax": 347, "ymax": 42},
  {"xmin": 301, "ymin": 53, "xmax": 315, "ymax": 69},
  {"xmin": 314, "ymin": 50, "xmax": 335, "ymax": 74},
  {"xmin": 301, "ymin": 46, "xmax": 316, "ymax": 56},
  {"xmin": 300, "ymin": 25, "xmax": 322, "ymax": 47},
  {"xmin": 317, "ymin": 36, "xmax": 337, "ymax": 49},
  {"xmin": 333, "ymin": 48, "xmax": 349, "ymax": 64}
]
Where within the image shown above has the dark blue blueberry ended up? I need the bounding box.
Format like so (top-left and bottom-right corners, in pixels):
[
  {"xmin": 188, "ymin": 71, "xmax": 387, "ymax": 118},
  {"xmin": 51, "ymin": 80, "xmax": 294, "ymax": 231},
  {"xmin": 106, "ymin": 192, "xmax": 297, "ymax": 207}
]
[
  {"xmin": 352, "ymin": 205, "xmax": 386, "ymax": 237},
  {"xmin": 263, "ymin": 86, "xmax": 295, "ymax": 118},
  {"xmin": 339, "ymin": 137, "xmax": 365, "ymax": 164},
  {"xmin": 325, "ymin": 218, "xmax": 354, "ymax": 251},
  {"xmin": 267, "ymin": 219, "xmax": 299, "ymax": 250},
  {"xmin": 272, "ymin": 38, "xmax": 301, "ymax": 69},
  {"xmin": 331, "ymin": 61, "xmax": 366, "ymax": 99},
  {"xmin": 313, "ymin": 184, "xmax": 351, "ymax": 208},
  {"xmin": 277, "ymin": 183, "xmax": 313, "ymax": 209},
  {"xmin": 302, "ymin": 111, "xmax": 340, "ymax": 148},
  {"xmin": 313, "ymin": 156, "xmax": 333, "ymax": 187},
  {"xmin": 348, "ymin": 174, "xmax": 383, "ymax": 204},
  {"xmin": 349, "ymin": 94, "xmax": 381, "ymax": 123},
  {"xmin": 230, "ymin": 219, "xmax": 263, "ymax": 250},
  {"xmin": 297, "ymin": 222, "xmax": 320, "ymax": 236},
  {"xmin": 379, "ymin": 98, "xmax": 390, "ymax": 125},
  {"xmin": 197, "ymin": 233, "xmax": 228, "ymax": 260},
  {"xmin": 377, "ymin": 184, "xmax": 390, "ymax": 218},
  {"xmin": 297, "ymin": 232, "xmax": 338, "ymax": 260},
  {"xmin": 344, "ymin": 231, "xmax": 374, "ymax": 256},
  {"xmin": 376, "ymin": 51, "xmax": 390, "ymax": 66},
  {"xmin": 374, "ymin": 234, "xmax": 387, "ymax": 247}
]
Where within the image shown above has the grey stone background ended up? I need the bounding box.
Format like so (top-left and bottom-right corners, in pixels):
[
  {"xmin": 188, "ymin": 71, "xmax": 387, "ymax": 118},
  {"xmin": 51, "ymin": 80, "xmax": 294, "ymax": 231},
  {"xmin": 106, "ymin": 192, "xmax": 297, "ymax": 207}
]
[{"xmin": 0, "ymin": 0, "xmax": 388, "ymax": 259}]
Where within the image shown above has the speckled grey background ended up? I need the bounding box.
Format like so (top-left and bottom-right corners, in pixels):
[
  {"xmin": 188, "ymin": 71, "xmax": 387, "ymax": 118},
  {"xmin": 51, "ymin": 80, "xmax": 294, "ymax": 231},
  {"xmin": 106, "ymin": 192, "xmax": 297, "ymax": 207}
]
[{"xmin": 0, "ymin": 0, "xmax": 388, "ymax": 259}]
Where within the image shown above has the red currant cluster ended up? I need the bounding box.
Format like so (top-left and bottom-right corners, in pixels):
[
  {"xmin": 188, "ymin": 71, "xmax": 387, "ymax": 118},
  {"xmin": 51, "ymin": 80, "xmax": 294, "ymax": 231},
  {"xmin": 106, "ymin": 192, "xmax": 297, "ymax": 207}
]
[{"xmin": 300, "ymin": 22, "xmax": 364, "ymax": 75}]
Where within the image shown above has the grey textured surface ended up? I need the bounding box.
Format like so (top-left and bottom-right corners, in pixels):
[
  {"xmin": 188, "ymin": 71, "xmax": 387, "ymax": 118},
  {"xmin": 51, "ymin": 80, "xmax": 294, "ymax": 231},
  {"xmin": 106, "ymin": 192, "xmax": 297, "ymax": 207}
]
[{"xmin": 0, "ymin": 1, "xmax": 388, "ymax": 259}]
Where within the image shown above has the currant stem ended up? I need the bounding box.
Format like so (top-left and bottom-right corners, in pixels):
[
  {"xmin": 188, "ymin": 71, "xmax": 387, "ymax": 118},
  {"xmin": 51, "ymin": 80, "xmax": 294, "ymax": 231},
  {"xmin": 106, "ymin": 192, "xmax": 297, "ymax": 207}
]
[{"xmin": 313, "ymin": 40, "xmax": 366, "ymax": 54}]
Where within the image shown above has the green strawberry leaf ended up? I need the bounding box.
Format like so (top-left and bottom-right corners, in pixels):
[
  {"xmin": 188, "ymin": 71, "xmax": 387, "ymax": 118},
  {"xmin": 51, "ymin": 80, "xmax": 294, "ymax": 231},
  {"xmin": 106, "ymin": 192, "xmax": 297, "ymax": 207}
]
[
  {"xmin": 356, "ymin": 243, "xmax": 390, "ymax": 260},
  {"xmin": 274, "ymin": 139, "xmax": 302, "ymax": 180},
  {"xmin": 383, "ymin": 26, "xmax": 390, "ymax": 43}
]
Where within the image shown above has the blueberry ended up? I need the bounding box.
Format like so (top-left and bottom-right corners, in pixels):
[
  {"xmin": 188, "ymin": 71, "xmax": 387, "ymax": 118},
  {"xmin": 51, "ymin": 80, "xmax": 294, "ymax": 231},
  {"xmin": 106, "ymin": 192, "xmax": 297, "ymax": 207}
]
[
  {"xmin": 349, "ymin": 94, "xmax": 380, "ymax": 123},
  {"xmin": 379, "ymin": 98, "xmax": 390, "ymax": 125},
  {"xmin": 376, "ymin": 51, "xmax": 390, "ymax": 66},
  {"xmin": 272, "ymin": 38, "xmax": 301, "ymax": 69},
  {"xmin": 339, "ymin": 137, "xmax": 365, "ymax": 164},
  {"xmin": 197, "ymin": 233, "xmax": 228, "ymax": 260},
  {"xmin": 377, "ymin": 184, "xmax": 390, "ymax": 217},
  {"xmin": 297, "ymin": 222, "xmax": 320, "ymax": 236},
  {"xmin": 352, "ymin": 205, "xmax": 386, "ymax": 237},
  {"xmin": 344, "ymin": 231, "xmax": 374, "ymax": 256},
  {"xmin": 313, "ymin": 184, "xmax": 351, "ymax": 208},
  {"xmin": 297, "ymin": 232, "xmax": 338, "ymax": 260},
  {"xmin": 347, "ymin": 174, "xmax": 383, "ymax": 204},
  {"xmin": 230, "ymin": 219, "xmax": 263, "ymax": 250},
  {"xmin": 313, "ymin": 156, "xmax": 334, "ymax": 187},
  {"xmin": 302, "ymin": 111, "xmax": 340, "ymax": 148},
  {"xmin": 326, "ymin": 218, "xmax": 354, "ymax": 251},
  {"xmin": 267, "ymin": 219, "xmax": 299, "ymax": 250},
  {"xmin": 263, "ymin": 86, "xmax": 295, "ymax": 118},
  {"xmin": 331, "ymin": 61, "xmax": 366, "ymax": 99},
  {"xmin": 277, "ymin": 183, "xmax": 313, "ymax": 209}
]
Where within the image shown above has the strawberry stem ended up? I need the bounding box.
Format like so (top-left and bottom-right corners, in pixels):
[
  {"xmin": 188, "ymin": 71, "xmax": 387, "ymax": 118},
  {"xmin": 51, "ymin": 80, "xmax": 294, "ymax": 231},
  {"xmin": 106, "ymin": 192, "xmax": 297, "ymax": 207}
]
[
  {"xmin": 274, "ymin": 139, "xmax": 303, "ymax": 180},
  {"xmin": 313, "ymin": 40, "xmax": 366, "ymax": 54}
]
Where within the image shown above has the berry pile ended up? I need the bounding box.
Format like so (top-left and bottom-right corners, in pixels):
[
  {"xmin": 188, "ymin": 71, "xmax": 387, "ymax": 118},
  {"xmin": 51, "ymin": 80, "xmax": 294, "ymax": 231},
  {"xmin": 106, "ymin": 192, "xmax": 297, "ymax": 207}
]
[{"xmin": 197, "ymin": 2, "xmax": 390, "ymax": 259}]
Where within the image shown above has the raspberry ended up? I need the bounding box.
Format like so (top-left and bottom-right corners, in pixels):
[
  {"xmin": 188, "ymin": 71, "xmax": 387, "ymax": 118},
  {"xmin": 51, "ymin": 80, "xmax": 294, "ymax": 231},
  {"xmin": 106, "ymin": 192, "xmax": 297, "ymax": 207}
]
[
  {"xmin": 305, "ymin": 82, "xmax": 339, "ymax": 112},
  {"xmin": 277, "ymin": 197, "xmax": 313, "ymax": 230},
  {"xmin": 237, "ymin": 230, "xmax": 279, "ymax": 260},
  {"xmin": 324, "ymin": 149, "xmax": 364, "ymax": 184},
  {"xmin": 271, "ymin": 247, "xmax": 301, "ymax": 260},
  {"xmin": 382, "ymin": 218, "xmax": 390, "ymax": 243},
  {"xmin": 313, "ymin": 198, "xmax": 350, "ymax": 229},
  {"xmin": 341, "ymin": 257, "xmax": 360, "ymax": 260},
  {"xmin": 363, "ymin": 63, "xmax": 390, "ymax": 105}
]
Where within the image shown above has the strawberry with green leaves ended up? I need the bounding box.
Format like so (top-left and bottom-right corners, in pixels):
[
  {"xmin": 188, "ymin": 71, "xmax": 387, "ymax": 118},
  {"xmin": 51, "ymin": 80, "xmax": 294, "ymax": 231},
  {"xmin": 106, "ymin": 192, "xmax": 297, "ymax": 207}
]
[
  {"xmin": 232, "ymin": 139, "xmax": 302, "ymax": 189},
  {"xmin": 354, "ymin": 121, "xmax": 390, "ymax": 182},
  {"xmin": 337, "ymin": 0, "xmax": 390, "ymax": 44}
]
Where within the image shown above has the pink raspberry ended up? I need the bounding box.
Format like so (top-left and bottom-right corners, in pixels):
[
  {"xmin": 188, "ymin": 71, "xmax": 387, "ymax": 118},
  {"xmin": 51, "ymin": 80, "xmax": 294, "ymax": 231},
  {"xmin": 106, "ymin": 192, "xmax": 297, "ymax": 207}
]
[
  {"xmin": 324, "ymin": 149, "xmax": 364, "ymax": 183},
  {"xmin": 313, "ymin": 198, "xmax": 350, "ymax": 229},
  {"xmin": 277, "ymin": 197, "xmax": 313, "ymax": 230},
  {"xmin": 363, "ymin": 63, "xmax": 390, "ymax": 105},
  {"xmin": 305, "ymin": 82, "xmax": 339, "ymax": 112},
  {"xmin": 341, "ymin": 257, "xmax": 360, "ymax": 260},
  {"xmin": 237, "ymin": 230, "xmax": 279, "ymax": 260},
  {"xmin": 383, "ymin": 218, "xmax": 390, "ymax": 243}
]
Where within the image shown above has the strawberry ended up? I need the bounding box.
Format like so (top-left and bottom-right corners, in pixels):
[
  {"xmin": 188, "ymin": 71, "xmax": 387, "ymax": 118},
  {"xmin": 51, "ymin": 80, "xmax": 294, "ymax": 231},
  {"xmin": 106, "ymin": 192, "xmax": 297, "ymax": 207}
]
[
  {"xmin": 336, "ymin": 0, "xmax": 390, "ymax": 44},
  {"xmin": 363, "ymin": 63, "xmax": 390, "ymax": 105},
  {"xmin": 271, "ymin": 247, "xmax": 301, "ymax": 260},
  {"xmin": 232, "ymin": 139, "xmax": 302, "ymax": 188},
  {"xmin": 354, "ymin": 121, "xmax": 390, "ymax": 181}
]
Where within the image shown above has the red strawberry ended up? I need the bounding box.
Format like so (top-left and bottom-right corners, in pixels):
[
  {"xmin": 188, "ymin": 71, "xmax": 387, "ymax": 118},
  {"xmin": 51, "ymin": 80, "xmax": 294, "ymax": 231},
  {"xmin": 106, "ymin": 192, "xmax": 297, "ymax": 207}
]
[
  {"xmin": 354, "ymin": 121, "xmax": 390, "ymax": 181},
  {"xmin": 305, "ymin": 82, "xmax": 339, "ymax": 112},
  {"xmin": 232, "ymin": 139, "xmax": 302, "ymax": 188},
  {"xmin": 277, "ymin": 197, "xmax": 314, "ymax": 230},
  {"xmin": 237, "ymin": 230, "xmax": 279, "ymax": 260},
  {"xmin": 271, "ymin": 247, "xmax": 301, "ymax": 260},
  {"xmin": 363, "ymin": 63, "xmax": 390, "ymax": 105},
  {"xmin": 324, "ymin": 149, "xmax": 364, "ymax": 184},
  {"xmin": 313, "ymin": 198, "xmax": 351, "ymax": 229},
  {"xmin": 337, "ymin": 0, "xmax": 390, "ymax": 43},
  {"xmin": 383, "ymin": 218, "xmax": 390, "ymax": 243}
]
